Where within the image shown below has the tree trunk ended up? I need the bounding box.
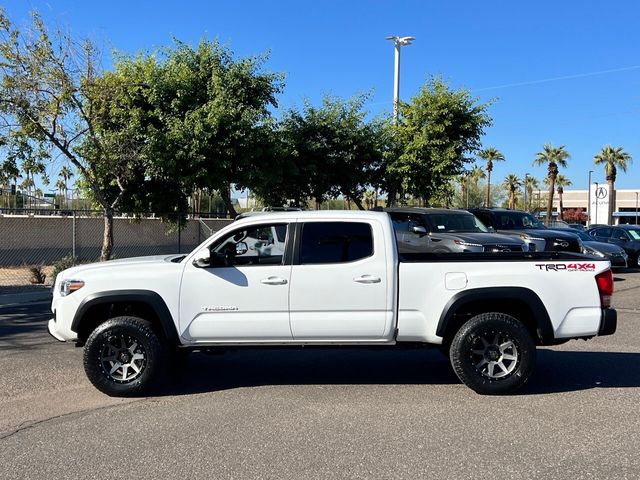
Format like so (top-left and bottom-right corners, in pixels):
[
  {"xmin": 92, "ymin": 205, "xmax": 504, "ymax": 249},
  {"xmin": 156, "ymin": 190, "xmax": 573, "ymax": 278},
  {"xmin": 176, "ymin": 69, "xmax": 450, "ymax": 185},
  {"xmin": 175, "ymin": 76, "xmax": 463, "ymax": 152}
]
[
  {"xmin": 546, "ymin": 177, "xmax": 555, "ymax": 226},
  {"xmin": 100, "ymin": 208, "xmax": 114, "ymax": 262},
  {"xmin": 485, "ymin": 171, "xmax": 492, "ymax": 208},
  {"xmin": 220, "ymin": 185, "xmax": 237, "ymax": 218},
  {"xmin": 315, "ymin": 198, "xmax": 321, "ymax": 210},
  {"xmin": 386, "ymin": 186, "xmax": 397, "ymax": 208},
  {"xmin": 608, "ymin": 179, "xmax": 615, "ymax": 225},
  {"xmin": 559, "ymin": 193, "xmax": 564, "ymax": 220},
  {"xmin": 352, "ymin": 195, "xmax": 365, "ymax": 211}
]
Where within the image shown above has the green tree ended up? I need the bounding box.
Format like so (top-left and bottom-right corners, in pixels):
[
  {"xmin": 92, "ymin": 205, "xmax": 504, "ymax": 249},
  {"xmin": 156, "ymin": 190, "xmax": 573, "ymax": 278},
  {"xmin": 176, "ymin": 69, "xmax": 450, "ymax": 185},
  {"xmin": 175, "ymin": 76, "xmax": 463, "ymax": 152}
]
[
  {"xmin": 555, "ymin": 175, "xmax": 572, "ymax": 221},
  {"xmin": 523, "ymin": 176, "xmax": 540, "ymax": 212},
  {"xmin": 95, "ymin": 40, "xmax": 283, "ymax": 219},
  {"xmin": 0, "ymin": 9, "xmax": 142, "ymax": 260},
  {"xmin": 266, "ymin": 95, "xmax": 382, "ymax": 209},
  {"xmin": 502, "ymin": 174, "xmax": 522, "ymax": 210},
  {"xmin": 593, "ymin": 145, "xmax": 632, "ymax": 225},
  {"xmin": 58, "ymin": 165, "xmax": 74, "ymax": 208},
  {"xmin": 478, "ymin": 147, "xmax": 504, "ymax": 208},
  {"xmin": 382, "ymin": 78, "xmax": 491, "ymax": 207},
  {"xmin": 532, "ymin": 144, "xmax": 570, "ymax": 225}
]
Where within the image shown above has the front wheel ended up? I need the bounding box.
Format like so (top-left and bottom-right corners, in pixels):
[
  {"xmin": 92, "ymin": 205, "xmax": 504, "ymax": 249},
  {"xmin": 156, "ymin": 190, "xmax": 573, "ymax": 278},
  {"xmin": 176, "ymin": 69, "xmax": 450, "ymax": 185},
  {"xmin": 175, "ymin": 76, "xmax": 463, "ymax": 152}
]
[
  {"xmin": 449, "ymin": 312, "xmax": 536, "ymax": 395},
  {"xmin": 83, "ymin": 316, "xmax": 165, "ymax": 397}
]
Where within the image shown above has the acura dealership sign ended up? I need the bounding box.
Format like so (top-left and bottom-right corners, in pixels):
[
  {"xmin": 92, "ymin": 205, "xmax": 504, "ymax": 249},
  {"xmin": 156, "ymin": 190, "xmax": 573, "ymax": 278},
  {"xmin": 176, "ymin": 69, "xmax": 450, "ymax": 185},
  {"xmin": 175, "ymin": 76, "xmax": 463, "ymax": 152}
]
[{"xmin": 589, "ymin": 184, "xmax": 609, "ymax": 225}]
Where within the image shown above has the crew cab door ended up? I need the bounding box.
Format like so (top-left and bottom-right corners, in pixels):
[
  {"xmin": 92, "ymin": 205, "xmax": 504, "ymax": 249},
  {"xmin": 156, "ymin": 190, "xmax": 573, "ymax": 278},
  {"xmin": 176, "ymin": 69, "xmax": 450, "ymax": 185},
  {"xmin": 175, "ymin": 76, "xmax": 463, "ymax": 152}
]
[
  {"xmin": 289, "ymin": 220, "xmax": 393, "ymax": 341},
  {"xmin": 179, "ymin": 222, "xmax": 293, "ymax": 342}
]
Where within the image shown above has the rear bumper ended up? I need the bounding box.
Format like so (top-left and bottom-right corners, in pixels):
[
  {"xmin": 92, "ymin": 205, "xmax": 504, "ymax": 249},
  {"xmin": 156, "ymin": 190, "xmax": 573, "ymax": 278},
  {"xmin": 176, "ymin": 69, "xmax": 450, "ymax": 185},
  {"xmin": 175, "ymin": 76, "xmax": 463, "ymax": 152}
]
[{"xmin": 598, "ymin": 308, "xmax": 617, "ymax": 336}]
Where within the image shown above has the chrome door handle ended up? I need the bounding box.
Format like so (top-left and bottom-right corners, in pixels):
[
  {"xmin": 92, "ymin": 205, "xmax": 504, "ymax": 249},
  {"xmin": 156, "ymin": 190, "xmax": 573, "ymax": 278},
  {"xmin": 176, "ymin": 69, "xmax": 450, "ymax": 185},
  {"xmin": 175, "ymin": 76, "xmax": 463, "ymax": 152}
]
[
  {"xmin": 353, "ymin": 275, "xmax": 381, "ymax": 284},
  {"xmin": 261, "ymin": 276, "xmax": 288, "ymax": 285}
]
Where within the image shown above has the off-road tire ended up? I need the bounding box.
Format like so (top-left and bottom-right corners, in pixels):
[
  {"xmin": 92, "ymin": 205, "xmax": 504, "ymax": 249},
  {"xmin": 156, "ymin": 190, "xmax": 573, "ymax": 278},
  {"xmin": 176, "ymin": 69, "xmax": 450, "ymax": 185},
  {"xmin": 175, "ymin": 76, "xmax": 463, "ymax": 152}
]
[
  {"xmin": 83, "ymin": 316, "xmax": 164, "ymax": 397},
  {"xmin": 449, "ymin": 312, "xmax": 536, "ymax": 395}
]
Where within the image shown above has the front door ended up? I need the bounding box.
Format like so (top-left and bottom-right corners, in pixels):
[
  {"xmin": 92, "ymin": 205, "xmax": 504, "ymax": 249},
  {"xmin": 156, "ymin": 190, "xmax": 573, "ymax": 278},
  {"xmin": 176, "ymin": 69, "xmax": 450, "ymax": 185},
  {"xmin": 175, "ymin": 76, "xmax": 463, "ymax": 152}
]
[{"xmin": 179, "ymin": 222, "xmax": 292, "ymax": 343}]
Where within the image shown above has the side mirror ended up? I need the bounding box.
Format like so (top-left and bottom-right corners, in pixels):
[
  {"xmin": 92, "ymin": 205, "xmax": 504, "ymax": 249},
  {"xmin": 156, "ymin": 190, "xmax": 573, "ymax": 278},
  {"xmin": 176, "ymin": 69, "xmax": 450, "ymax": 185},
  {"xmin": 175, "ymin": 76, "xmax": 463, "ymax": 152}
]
[
  {"xmin": 487, "ymin": 226, "xmax": 495, "ymax": 233},
  {"xmin": 235, "ymin": 241, "xmax": 248, "ymax": 256},
  {"xmin": 411, "ymin": 225, "xmax": 428, "ymax": 235},
  {"xmin": 192, "ymin": 250, "xmax": 211, "ymax": 268}
]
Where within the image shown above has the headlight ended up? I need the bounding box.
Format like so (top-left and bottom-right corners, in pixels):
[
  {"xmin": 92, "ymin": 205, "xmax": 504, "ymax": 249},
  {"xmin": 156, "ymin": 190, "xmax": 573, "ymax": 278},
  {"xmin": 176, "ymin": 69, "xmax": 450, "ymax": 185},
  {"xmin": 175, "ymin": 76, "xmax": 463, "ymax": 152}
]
[
  {"xmin": 519, "ymin": 234, "xmax": 545, "ymax": 242},
  {"xmin": 60, "ymin": 280, "xmax": 85, "ymax": 296},
  {"xmin": 454, "ymin": 240, "xmax": 482, "ymax": 248},
  {"xmin": 583, "ymin": 246, "xmax": 605, "ymax": 258}
]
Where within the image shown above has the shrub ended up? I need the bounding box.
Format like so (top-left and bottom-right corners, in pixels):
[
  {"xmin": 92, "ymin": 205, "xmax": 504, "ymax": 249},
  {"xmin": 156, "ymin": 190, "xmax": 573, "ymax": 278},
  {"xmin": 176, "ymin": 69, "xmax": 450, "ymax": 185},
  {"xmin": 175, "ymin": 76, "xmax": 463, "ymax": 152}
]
[
  {"xmin": 28, "ymin": 264, "xmax": 47, "ymax": 284},
  {"xmin": 52, "ymin": 255, "xmax": 79, "ymax": 285}
]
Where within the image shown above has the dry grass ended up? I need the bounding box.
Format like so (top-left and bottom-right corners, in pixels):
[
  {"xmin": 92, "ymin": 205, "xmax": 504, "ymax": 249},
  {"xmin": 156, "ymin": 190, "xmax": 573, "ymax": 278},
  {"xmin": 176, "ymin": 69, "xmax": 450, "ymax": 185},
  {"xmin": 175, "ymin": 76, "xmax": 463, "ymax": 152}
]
[{"xmin": 0, "ymin": 265, "xmax": 55, "ymax": 287}]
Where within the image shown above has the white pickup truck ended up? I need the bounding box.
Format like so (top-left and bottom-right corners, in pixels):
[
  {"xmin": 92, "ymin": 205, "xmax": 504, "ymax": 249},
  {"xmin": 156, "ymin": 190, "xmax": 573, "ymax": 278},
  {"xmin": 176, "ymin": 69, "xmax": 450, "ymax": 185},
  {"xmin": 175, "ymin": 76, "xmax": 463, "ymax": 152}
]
[{"xmin": 49, "ymin": 211, "xmax": 617, "ymax": 396}]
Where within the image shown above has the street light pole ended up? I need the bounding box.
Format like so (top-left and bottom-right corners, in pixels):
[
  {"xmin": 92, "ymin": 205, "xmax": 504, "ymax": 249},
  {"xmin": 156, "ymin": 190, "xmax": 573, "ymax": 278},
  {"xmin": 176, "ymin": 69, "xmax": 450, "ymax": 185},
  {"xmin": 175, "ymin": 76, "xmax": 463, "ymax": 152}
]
[
  {"xmin": 587, "ymin": 170, "xmax": 594, "ymax": 227},
  {"xmin": 385, "ymin": 36, "xmax": 414, "ymax": 123},
  {"xmin": 636, "ymin": 191, "xmax": 638, "ymax": 225}
]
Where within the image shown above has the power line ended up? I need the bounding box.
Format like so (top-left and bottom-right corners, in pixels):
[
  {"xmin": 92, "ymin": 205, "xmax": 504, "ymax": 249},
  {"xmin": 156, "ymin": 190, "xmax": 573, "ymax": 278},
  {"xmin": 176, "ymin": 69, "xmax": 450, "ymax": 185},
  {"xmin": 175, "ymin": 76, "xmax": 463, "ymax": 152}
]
[{"xmin": 473, "ymin": 65, "xmax": 640, "ymax": 92}]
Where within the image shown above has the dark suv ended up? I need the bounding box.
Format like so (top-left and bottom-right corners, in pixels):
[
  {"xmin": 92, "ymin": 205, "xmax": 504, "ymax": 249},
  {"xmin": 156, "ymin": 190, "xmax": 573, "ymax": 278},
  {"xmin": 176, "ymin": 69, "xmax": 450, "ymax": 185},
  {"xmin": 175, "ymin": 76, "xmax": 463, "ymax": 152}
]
[
  {"xmin": 469, "ymin": 208, "xmax": 583, "ymax": 253},
  {"xmin": 385, "ymin": 208, "xmax": 527, "ymax": 254},
  {"xmin": 587, "ymin": 225, "xmax": 640, "ymax": 268}
]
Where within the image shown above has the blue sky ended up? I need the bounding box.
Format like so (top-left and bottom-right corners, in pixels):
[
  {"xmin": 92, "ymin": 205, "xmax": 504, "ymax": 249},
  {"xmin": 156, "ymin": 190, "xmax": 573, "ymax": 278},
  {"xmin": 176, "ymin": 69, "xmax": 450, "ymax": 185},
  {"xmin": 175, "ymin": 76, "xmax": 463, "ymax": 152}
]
[{"xmin": 5, "ymin": 0, "xmax": 640, "ymax": 189}]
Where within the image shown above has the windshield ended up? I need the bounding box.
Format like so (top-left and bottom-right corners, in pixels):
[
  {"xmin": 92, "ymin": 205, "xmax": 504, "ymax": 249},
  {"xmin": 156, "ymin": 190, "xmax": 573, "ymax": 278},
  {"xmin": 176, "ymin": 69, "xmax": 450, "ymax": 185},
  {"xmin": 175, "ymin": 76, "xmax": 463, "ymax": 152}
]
[
  {"xmin": 628, "ymin": 229, "xmax": 640, "ymax": 241},
  {"xmin": 425, "ymin": 213, "xmax": 489, "ymax": 233},
  {"xmin": 575, "ymin": 231, "xmax": 592, "ymax": 242},
  {"xmin": 495, "ymin": 212, "xmax": 545, "ymax": 229}
]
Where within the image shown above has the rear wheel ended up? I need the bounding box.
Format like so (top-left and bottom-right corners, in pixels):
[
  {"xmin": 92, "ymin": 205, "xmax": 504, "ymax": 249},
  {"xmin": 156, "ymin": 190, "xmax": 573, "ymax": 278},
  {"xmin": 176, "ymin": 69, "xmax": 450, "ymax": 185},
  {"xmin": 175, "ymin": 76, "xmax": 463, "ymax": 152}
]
[
  {"xmin": 449, "ymin": 312, "xmax": 536, "ymax": 395},
  {"xmin": 83, "ymin": 316, "xmax": 164, "ymax": 397}
]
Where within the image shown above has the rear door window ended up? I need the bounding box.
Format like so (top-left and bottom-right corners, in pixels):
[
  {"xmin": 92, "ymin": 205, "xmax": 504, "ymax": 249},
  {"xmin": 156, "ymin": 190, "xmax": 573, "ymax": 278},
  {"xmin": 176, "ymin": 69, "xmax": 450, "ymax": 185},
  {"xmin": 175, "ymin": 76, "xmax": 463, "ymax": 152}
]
[{"xmin": 300, "ymin": 222, "xmax": 373, "ymax": 264}]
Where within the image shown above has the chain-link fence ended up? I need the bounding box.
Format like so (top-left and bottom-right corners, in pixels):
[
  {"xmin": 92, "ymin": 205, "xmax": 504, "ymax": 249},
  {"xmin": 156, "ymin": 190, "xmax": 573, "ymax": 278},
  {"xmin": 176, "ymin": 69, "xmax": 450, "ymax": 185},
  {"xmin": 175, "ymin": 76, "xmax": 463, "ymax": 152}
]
[{"xmin": 0, "ymin": 209, "xmax": 232, "ymax": 292}]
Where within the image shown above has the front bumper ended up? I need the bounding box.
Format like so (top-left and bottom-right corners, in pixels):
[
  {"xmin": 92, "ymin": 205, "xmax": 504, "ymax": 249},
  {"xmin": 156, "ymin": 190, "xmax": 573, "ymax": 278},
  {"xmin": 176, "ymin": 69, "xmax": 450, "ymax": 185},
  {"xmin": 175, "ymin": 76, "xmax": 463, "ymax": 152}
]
[
  {"xmin": 598, "ymin": 308, "xmax": 617, "ymax": 336},
  {"xmin": 48, "ymin": 318, "xmax": 66, "ymax": 342}
]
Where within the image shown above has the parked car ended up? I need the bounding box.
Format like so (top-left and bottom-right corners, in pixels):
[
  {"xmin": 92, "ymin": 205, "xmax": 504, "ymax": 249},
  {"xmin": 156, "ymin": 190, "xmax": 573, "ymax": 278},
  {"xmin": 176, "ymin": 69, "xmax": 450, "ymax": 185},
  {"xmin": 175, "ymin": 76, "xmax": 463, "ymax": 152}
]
[
  {"xmin": 385, "ymin": 207, "xmax": 527, "ymax": 253},
  {"xmin": 469, "ymin": 208, "xmax": 583, "ymax": 253},
  {"xmin": 587, "ymin": 224, "xmax": 640, "ymax": 268},
  {"xmin": 549, "ymin": 229, "xmax": 628, "ymax": 268},
  {"xmin": 547, "ymin": 220, "xmax": 571, "ymax": 229},
  {"xmin": 568, "ymin": 223, "xmax": 587, "ymax": 231}
]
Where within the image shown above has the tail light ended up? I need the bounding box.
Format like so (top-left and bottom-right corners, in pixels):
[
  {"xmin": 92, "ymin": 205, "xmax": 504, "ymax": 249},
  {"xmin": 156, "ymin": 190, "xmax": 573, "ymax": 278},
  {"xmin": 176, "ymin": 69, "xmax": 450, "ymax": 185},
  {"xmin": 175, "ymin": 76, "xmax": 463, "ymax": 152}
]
[{"xmin": 595, "ymin": 270, "xmax": 613, "ymax": 308}]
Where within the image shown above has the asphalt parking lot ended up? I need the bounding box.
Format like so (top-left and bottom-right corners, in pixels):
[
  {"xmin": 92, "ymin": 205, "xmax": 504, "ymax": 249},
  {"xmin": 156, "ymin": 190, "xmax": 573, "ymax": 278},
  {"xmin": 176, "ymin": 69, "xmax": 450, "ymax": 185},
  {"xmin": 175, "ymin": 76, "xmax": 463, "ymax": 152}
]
[{"xmin": 1, "ymin": 270, "xmax": 639, "ymax": 480}]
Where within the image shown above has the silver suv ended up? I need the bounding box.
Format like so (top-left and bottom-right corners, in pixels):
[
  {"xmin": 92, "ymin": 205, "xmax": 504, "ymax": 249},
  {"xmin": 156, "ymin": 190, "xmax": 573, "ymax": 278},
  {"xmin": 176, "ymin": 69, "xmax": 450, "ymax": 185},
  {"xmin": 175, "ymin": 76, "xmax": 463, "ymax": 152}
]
[{"xmin": 386, "ymin": 208, "xmax": 528, "ymax": 254}]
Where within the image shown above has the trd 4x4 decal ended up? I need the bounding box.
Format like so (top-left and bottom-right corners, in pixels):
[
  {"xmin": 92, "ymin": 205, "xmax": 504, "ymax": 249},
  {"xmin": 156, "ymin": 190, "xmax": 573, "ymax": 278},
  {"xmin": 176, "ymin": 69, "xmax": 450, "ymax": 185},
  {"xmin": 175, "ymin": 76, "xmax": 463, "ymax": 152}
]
[{"xmin": 535, "ymin": 263, "xmax": 596, "ymax": 272}]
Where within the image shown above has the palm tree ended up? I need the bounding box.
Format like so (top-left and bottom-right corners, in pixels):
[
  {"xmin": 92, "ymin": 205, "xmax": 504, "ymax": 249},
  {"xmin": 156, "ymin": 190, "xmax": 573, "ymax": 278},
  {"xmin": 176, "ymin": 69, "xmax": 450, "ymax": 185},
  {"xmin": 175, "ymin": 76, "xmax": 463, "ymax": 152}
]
[
  {"xmin": 544, "ymin": 174, "xmax": 572, "ymax": 220},
  {"xmin": 59, "ymin": 165, "xmax": 74, "ymax": 209},
  {"xmin": 533, "ymin": 144, "xmax": 570, "ymax": 225},
  {"xmin": 502, "ymin": 174, "xmax": 522, "ymax": 210},
  {"xmin": 20, "ymin": 177, "xmax": 34, "ymax": 208},
  {"xmin": 593, "ymin": 146, "xmax": 632, "ymax": 225},
  {"xmin": 554, "ymin": 174, "xmax": 572, "ymax": 221},
  {"xmin": 524, "ymin": 176, "xmax": 539, "ymax": 212},
  {"xmin": 478, "ymin": 147, "xmax": 505, "ymax": 208}
]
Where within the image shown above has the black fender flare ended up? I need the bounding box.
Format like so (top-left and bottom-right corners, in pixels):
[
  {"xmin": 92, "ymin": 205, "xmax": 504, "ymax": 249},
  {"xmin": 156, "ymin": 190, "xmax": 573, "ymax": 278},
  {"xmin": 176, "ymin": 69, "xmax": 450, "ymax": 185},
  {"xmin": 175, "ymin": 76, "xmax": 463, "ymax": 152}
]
[
  {"xmin": 436, "ymin": 287, "xmax": 554, "ymax": 342},
  {"xmin": 71, "ymin": 290, "xmax": 179, "ymax": 345}
]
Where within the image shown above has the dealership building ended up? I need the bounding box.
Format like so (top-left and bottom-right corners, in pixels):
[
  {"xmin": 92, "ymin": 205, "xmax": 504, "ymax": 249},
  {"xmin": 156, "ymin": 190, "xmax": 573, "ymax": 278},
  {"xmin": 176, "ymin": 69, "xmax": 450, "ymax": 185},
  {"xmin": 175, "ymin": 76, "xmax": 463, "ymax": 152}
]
[{"xmin": 544, "ymin": 187, "xmax": 640, "ymax": 225}]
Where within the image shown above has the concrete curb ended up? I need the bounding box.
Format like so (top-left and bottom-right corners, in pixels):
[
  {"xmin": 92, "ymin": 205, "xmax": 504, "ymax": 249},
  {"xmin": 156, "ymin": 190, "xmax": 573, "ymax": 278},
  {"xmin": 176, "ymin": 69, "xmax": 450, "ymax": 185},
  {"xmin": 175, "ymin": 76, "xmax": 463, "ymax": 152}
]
[{"xmin": 0, "ymin": 290, "xmax": 52, "ymax": 307}]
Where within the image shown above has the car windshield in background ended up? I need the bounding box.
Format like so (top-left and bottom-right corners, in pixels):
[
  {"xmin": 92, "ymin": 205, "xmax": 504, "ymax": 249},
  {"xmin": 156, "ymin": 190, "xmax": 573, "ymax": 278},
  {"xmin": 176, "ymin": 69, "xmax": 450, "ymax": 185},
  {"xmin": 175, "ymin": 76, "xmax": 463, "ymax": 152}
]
[
  {"xmin": 575, "ymin": 231, "xmax": 592, "ymax": 242},
  {"xmin": 628, "ymin": 229, "xmax": 640, "ymax": 241},
  {"xmin": 426, "ymin": 214, "xmax": 489, "ymax": 233},
  {"xmin": 495, "ymin": 212, "xmax": 545, "ymax": 229}
]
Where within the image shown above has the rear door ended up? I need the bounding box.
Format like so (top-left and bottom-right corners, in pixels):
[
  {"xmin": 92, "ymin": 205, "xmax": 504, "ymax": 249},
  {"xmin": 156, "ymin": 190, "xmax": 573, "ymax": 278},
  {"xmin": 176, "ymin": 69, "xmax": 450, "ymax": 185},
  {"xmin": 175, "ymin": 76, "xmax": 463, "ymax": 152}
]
[{"xmin": 289, "ymin": 220, "xmax": 392, "ymax": 341}]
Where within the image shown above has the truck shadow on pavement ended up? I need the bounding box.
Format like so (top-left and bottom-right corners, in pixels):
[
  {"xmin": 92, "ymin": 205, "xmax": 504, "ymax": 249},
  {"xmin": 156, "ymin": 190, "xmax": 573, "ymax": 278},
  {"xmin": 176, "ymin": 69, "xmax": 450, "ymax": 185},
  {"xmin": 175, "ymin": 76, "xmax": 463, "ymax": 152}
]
[{"xmin": 157, "ymin": 347, "xmax": 640, "ymax": 396}]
